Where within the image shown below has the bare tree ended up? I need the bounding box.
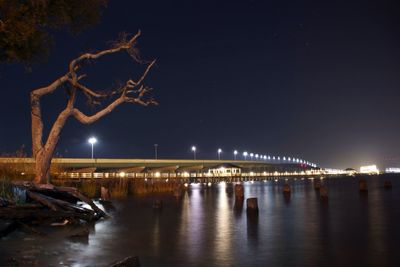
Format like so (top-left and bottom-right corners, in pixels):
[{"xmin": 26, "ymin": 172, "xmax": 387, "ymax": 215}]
[{"xmin": 30, "ymin": 31, "xmax": 156, "ymax": 184}]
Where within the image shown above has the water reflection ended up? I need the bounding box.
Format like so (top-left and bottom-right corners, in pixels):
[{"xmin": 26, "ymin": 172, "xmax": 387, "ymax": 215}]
[
  {"xmin": 1, "ymin": 177, "xmax": 400, "ymax": 267},
  {"xmin": 246, "ymin": 212, "xmax": 259, "ymax": 249},
  {"xmin": 214, "ymin": 182, "xmax": 233, "ymax": 266}
]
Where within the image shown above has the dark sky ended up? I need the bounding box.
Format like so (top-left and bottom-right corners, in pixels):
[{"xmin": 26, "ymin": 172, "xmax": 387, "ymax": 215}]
[{"xmin": 1, "ymin": 0, "xmax": 400, "ymax": 169}]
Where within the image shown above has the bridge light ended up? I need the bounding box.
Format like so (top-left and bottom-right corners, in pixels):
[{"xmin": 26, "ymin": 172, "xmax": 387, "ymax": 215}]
[
  {"xmin": 243, "ymin": 151, "xmax": 248, "ymax": 160},
  {"xmin": 234, "ymin": 150, "xmax": 238, "ymax": 160},
  {"xmin": 277, "ymin": 156, "xmax": 280, "ymax": 160},
  {"xmin": 272, "ymin": 156, "xmax": 275, "ymax": 160},
  {"xmin": 283, "ymin": 157, "xmax": 286, "ymax": 161}
]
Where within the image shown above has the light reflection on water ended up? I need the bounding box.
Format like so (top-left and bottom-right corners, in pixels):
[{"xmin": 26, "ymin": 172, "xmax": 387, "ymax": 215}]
[{"xmin": 1, "ymin": 176, "xmax": 400, "ymax": 266}]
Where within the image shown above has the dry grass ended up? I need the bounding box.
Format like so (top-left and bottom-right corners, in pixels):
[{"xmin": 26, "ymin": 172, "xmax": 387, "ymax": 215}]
[{"xmin": 110, "ymin": 178, "xmax": 129, "ymax": 198}]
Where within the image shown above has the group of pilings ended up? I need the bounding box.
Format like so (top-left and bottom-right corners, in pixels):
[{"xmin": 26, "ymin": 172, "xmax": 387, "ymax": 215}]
[{"xmin": 230, "ymin": 178, "xmax": 394, "ymax": 214}]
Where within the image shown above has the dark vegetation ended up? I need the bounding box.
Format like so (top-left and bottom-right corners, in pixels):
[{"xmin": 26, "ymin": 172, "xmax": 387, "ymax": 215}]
[{"xmin": 0, "ymin": 0, "xmax": 107, "ymax": 64}]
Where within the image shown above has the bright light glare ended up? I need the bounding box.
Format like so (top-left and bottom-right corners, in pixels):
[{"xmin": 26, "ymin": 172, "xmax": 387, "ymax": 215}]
[
  {"xmin": 88, "ymin": 137, "xmax": 97, "ymax": 144},
  {"xmin": 360, "ymin": 165, "xmax": 379, "ymax": 174},
  {"xmin": 192, "ymin": 146, "xmax": 196, "ymax": 151}
]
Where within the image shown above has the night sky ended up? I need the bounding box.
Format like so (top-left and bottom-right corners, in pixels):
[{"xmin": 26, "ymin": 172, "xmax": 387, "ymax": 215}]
[{"xmin": 1, "ymin": 0, "xmax": 400, "ymax": 169}]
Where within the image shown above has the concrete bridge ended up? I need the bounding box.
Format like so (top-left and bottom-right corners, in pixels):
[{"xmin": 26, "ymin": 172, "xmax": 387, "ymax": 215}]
[{"xmin": 0, "ymin": 157, "xmax": 321, "ymax": 179}]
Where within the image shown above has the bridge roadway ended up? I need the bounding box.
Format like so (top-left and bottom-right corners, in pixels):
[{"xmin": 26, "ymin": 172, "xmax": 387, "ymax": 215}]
[{"xmin": 0, "ymin": 157, "xmax": 318, "ymax": 179}]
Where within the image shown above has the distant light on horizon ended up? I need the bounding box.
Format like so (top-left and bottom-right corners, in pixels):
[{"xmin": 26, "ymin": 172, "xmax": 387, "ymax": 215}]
[
  {"xmin": 385, "ymin": 167, "xmax": 400, "ymax": 173},
  {"xmin": 360, "ymin": 165, "xmax": 379, "ymax": 174}
]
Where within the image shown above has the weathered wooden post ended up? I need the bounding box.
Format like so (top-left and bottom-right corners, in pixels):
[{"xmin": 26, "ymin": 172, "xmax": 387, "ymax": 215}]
[
  {"xmin": 283, "ymin": 183, "xmax": 291, "ymax": 195},
  {"xmin": 384, "ymin": 180, "xmax": 392, "ymax": 189},
  {"xmin": 314, "ymin": 181, "xmax": 321, "ymax": 190},
  {"xmin": 359, "ymin": 178, "xmax": 368, "ymax": 192},
  {"xmin": 235, "ymin": 184, "xmax": 244, "ymax": 198},
  {"xmin": 225, "ymin": 183, "xmax": 234, "ymax": 195},
  {"xmin": 319, "ymin": 186, "xmax": 328, "ymax": 199},
  {"xmin": 246, "ymin": 198, "xmax": 259, "ymax": 212},
  {"xmin": 234, "ymin": 183, "xmax": 244, "ymax": 210}
]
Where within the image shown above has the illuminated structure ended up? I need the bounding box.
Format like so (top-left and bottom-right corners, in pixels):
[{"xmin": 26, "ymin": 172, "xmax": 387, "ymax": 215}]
[
  {"xmin": 360, "ymin": 165, "xmax": 379, "ymax": 174},
  {"xmin": 385, "ymin": 167, "xmax": 400, "ymax": 173},
  {"xmin": 207, "ymin": 163, "xmax": 241, "ymax": 177}
]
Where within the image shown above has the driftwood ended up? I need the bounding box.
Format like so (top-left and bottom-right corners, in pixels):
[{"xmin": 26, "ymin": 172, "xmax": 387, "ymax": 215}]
[
  {"xmin": 0, "ymin": 182, "xmax": 108, "ymax": 237},
  {"xmin": 110, "ymin": 256, "xmax": 140, "ymax": 267}
]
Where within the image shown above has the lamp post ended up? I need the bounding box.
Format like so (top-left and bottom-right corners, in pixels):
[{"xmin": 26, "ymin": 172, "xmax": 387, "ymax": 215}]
[
  {"xmin": 88, "ymin": 137, "xmax": 97, "ymax": 159},
  {"xmin": 243, "ymin": 151, "xmax": 248, "ymax": 160},
  {"xmin": 191, "ymin": 146, "xmax": 197, "ymax": 160},
  {"xmin": 154, "ymin": 144, "xmax": 158, "ymax": 159},
  {"xmin": 250, "ymin": 153, "xmax": 254, "ymax": 160},
  {"xmin": 234, "ymin": 150, "xmax": 238, "ymax": 160},
  {"xmin": 218, "ymin": 148, "xmax": 222, "ymax": 160}
]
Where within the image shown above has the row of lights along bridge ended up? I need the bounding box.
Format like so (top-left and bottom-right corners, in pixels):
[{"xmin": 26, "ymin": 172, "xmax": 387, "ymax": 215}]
[
  {"xmin": 190, "ymin": 146, "xmax": 317, "ymax": 168},
  {"xmin": 87, "ymin": 137, "xmax": 317, "ymax": 168}
]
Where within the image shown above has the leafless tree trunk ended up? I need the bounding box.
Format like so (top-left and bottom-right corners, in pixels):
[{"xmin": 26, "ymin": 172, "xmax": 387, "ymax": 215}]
[{"xmin": 31, "ymin": 31, "xmax": 156, "ymax": 184}]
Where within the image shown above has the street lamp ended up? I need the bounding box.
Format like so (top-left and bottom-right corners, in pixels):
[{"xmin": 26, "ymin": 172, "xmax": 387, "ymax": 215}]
[
  {"xmin": 88, "ymin": 137, "xmax": 97, "ymax": 159},
  {"xmin": 218, "ymin": 148, "xmax": 222, "ymax": 160},
  {"xmin": 191, "ymin": 146, "xmax": 197, "ymax": 160},
  {"xmin": 243, "ymin": 151, "xmax": 248, "ymax": 160},
  {"xmin": 234, "ymin": 150, "xmax": 238, "ymax": 160},
  {"xmin": 154, "ymin": 144, "xmax": 158, "ymax": 159},
  {"xmin": 250, "ymin": 153, "xmax": 254, "ymax": 160}
]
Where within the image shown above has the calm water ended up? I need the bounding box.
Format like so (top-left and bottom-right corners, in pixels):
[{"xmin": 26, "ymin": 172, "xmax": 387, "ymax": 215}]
[{"xmin": 1, "ymin": 175, "xmax": 400, "ymax": 266}]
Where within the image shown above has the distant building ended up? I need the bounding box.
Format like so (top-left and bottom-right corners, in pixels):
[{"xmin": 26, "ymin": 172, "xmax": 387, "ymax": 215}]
[
  {"xmin": 360, "ymin": 165, "xmax": 379, "ymax": 174},
  {"xmin": 385, "ymin": 167, "xmax": 400, "ymax": 173},
  {"xmin": 207, "ymin": 163, "xmax": 241, "ymax": 177}
]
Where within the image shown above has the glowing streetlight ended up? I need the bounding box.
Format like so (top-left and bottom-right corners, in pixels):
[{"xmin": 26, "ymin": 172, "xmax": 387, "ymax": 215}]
[
  {"xmin": 243, "ymin": 151, "xmax": 248, "ymax": 160},
  {"xmin": 250, "ymin": 153, "xmax": 254, "ymax": 160},
  {"xmin": 218, "ymin": 148, "xmax": 222, "ymax": 160},
  {"xmin": 234, "ymin": 150, "xmax": 238, "ymax": 160},
  {"xmin": 88, "ymin": 137, "xmax": 97, "ymax": 159},
  {"xmin": 255, "ymin": 154, "xmax": 259, "ymax": 160},
  {"xmin": 191, "ymin": 146, "xmax": 197, "ymax": 160}
]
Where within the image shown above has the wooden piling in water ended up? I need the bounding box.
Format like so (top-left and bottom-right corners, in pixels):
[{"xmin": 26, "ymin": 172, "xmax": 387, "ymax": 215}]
[
  {"xmin": 319, "ymin": 186, "xmax": 328, "ymax": 199},
  {"xmin": 246, "ymin": 198, "xmax": 258, "ymax": 212},
  {"xmin": 235, "ymin": 184, "xmax": 244, "ymax": 198},
  {"xmin": 283, "ymin": 183, "xmax": 291, "ymax": 194},
  {"xmin": 384, "ymin": 180, "xmax": 392, "ymax": 189},
  {"xmin": 359, "ymin": 179, "xmax": 368, "ymax": 192}
]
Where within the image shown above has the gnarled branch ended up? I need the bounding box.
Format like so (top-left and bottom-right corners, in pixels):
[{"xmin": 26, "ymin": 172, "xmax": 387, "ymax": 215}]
[{"xmin": 30, "ymin": 30, "xmax": 157, "ymax": 184}]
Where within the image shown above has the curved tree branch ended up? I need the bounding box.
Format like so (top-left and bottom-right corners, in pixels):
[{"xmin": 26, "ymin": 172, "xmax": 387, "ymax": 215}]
[{"xmin": 30, "ymin": 30, "xmax": 157, "ymax": 184}]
